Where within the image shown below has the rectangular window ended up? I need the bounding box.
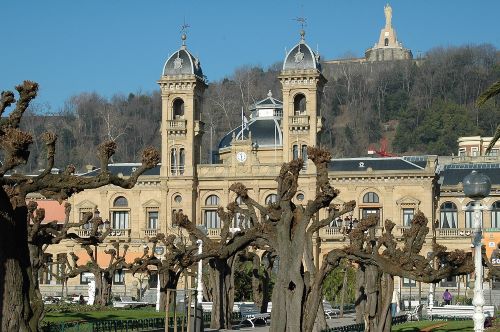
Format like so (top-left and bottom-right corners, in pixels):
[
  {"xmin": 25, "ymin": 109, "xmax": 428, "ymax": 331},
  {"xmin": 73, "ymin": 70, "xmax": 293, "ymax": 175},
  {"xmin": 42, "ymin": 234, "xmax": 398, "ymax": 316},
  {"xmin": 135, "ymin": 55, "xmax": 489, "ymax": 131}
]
[
  {"xmin": 80, "ymin": 208, "xmax": 93, "ymax": 229},
  {"xmin": 440, "ymin": 211, "xmax": 457, "ymax": 228},
  {"xmin": 292, "ymin": 145, "xmax": 299, "ymax": 160},
  {"xmin": 440, "ymin": 275, "xmax": 457, "ymax": 288},
  {"xmin": 148, "ymin": 211, "xmax": 158, "ymax": 229},
  {"xmin": 471, "ymin": 147, "xmax": 479, "ymax": 156},
  {"xmin": 114, "ymin": 269, "xmax": 125, "ymax": 285},
  {"xmin": 465, "ymin": 209, "xmax": 482, "ymax": 229},
  {"xmin": 493, "ymin": 210, "xmax": 500, "ymax": 228},
  {"xmin": 403, "ymin": 208, "xmax": 414, "ymax": 227},
  {"xmin": 179, "ymin": 148, "xmax": 185, "ymax": 175},
  {"xmin": 112, "ymin": 211, "xmax": 129, "ymax": 229},
  {"xmin": 204, "ymin": 210, "xmax": 221, "ymax": 229},
  {"xmin": 80, "ymin": 272, "xmax": 93, "ymax": 285},
  {"xmin": 487, "ymin": 149, "xmax": 498, "ymax": 156},
  {"xmin": 458, "ymin": 148, "xmax": 466, "ymax": 156},
  {"xmin": 55, "ymin": 263, "xmax": 63, "ymax": 285},
  {"xmin": 403, "ymin": 278, "xmax": 416, "ymax": 287},
  {"xmin": 39, "ymin": 263, "xmax": 52, "ymax": 285}
]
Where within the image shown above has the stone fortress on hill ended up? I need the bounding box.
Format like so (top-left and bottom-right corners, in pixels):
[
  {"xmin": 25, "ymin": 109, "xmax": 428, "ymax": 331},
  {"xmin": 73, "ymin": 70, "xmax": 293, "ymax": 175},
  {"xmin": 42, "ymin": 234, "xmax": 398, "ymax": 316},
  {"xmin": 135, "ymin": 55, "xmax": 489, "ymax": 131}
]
[{"xmin": 36, "ymin": 4, "xmax": 500, "ymax": 307}]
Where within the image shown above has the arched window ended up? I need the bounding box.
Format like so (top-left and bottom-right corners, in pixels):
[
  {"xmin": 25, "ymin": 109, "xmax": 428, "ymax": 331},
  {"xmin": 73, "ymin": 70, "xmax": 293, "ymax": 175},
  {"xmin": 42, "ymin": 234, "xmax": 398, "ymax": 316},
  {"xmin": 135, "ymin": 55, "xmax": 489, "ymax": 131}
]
[
  {"xmin": 179, "ymin": 148, "xmax": 185, "ymax": 175},
  {"xmin": 170, "ymin": 148, "xmax": 177, "ymax": 175},
  {"xmin": 465, "ymin": 201, "xmax": 483, "ymax": 228},
  {"xmin": 265, "ymin": 194, "xmax": 278, "ymax": 205},
  {"xmin": 205, "ymin": 195, "xmax": 220, "ymax": 206},
  {"xmin": 170, "ymin": 147, "xmax": 185, "ymax": 175},
  {"xmin": 440, "ymin": 202, "xmax": 457, "ymax": 229},
  {"xmin": 384, "ymin": 38, "xmax": 389, "ymax": 46},
  {"xmin": 293, "ymin": 145, "xmax": 299, "ymax": 160},
  {"xmin": 173, "ymin": 98, "xmax": 184, "ymax": 119},
  {"xmin": 363, "ymin": 192, "xmax": 379, "ymax": 203},
  {"xmin": 293, "ymin": 94, "xmax": 306, "ymax": 116},
  {"xmin": 114, "ymin": 196, "xmax": 128, "ymax": 207},
  {"xmin": 491, "ymin": 201, "xmax": 500, "ymax": 228},
  {"xmin": 204, "ymin": 195, "xmax": 220, "ymax": 229},
  {"xmin": 112, "ymin": 196, "xmax": 129, "ymax": 229},
  {"xmin": 233, "ymin": 196, "xmax": 251, "ymax": 229}
]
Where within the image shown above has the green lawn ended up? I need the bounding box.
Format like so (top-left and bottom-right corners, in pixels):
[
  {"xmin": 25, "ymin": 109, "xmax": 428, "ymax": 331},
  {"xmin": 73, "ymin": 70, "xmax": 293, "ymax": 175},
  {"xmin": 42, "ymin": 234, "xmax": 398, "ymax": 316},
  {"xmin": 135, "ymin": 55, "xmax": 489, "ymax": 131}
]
[
  {"xmin": 393, "ymin": 320, "xmax": 474, "ymax": 332},
  {"xmin": 44, "ymin": 307, "xmax": 165, "ymax": 323}
]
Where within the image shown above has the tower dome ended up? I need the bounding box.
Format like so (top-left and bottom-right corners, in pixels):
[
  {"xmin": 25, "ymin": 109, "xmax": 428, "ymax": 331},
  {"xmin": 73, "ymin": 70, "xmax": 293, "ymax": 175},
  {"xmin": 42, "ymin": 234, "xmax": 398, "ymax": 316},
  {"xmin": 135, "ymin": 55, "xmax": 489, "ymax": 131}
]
[
  {"xmin": 283, "ymin": 30, "xmax": 321, "ymax": 71},
  {"xmin": 162, "ymin": 34, "xmax": 203, "ymax": 78}
]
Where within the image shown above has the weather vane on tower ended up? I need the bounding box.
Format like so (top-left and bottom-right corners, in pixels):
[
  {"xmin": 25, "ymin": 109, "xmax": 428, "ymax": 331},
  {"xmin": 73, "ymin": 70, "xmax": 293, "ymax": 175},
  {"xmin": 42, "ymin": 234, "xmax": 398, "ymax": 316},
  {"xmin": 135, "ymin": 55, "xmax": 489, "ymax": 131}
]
[
  {"xmin": 293, "ymin": 16, "xmax": 307, "ymax": 40},
  {"xmin": 180, "ymin": 19, "xmax": 190, "ymax": 46}
]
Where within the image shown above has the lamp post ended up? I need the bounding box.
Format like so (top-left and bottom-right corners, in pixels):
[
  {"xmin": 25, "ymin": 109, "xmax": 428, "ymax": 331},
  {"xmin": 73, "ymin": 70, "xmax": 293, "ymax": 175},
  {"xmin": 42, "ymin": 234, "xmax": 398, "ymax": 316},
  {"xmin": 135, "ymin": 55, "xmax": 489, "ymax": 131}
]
[
  {"xmin": 195, "ymin": 225, "xmax": 207, "ymax": 304},
  {"xmin": 463, "ymin": 170, "xmax": 491, "ymax": 332},
  {"xmin": 196, "ymin": 239, "xmax": 203, "ymax": 303}
]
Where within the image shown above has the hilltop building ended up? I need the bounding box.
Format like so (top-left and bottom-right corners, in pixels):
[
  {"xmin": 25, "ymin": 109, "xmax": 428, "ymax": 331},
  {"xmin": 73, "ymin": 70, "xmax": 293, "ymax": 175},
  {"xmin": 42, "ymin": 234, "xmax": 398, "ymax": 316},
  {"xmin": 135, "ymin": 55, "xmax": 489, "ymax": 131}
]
[
  {"xmin": 39, "ymin": 28, "xmax": 499, "ymax": 307},
  {"xmin": 364, "ymin": 4, "xmax": 413, "ymax": 61},
  {"xmin": 325, "ymin": 3, "xmax": 413, "ymax": 65}
]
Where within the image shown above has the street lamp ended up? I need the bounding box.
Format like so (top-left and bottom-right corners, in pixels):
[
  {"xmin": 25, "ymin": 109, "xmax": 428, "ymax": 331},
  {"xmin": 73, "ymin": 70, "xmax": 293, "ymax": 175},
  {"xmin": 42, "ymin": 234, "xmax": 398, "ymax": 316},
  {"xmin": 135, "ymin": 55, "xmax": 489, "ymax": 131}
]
[
  {"xmin": 463, "ymin": 170, "xmax": 491, "ymax": 332},
  {"xmin": 195, "ymin": 225, "xmax": 207, "ymax": 304}
]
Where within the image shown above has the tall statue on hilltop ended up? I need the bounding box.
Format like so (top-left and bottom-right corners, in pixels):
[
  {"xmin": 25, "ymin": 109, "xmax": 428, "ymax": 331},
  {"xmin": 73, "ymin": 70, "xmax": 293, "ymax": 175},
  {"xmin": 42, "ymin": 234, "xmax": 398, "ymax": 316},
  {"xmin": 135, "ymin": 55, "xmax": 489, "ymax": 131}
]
[{"xmin": 384, "ymin": 3, "xmax": 392, "ymax": 28}]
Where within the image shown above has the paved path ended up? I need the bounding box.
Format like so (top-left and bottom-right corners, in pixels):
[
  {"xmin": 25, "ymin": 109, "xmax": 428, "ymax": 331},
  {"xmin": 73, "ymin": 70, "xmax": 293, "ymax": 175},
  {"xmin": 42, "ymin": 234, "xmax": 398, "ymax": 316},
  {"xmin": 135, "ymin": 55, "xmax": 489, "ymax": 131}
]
[{"xmin": 205, "ymin": 313, "xmax": 358, "ymax": 331}]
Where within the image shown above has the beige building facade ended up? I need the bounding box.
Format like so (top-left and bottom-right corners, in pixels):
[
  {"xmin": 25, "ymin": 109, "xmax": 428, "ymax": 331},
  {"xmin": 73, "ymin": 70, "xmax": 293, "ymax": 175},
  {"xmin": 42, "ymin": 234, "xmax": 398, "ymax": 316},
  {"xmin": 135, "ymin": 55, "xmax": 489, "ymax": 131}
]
[{"xmin": 40, "ymin": 28, "xmax": 500, "ymax": 307}]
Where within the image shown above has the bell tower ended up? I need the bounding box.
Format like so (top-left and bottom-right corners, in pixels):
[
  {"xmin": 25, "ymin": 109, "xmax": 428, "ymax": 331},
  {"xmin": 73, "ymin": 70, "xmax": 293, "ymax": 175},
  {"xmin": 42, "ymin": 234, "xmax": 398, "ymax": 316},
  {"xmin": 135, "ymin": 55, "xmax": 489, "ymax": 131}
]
[
  {"xmin": 158, "ymin": 31, "xmax": 206, "ymax": 225},
  {"xmin": 279, "ymin": 28, "xmax": 326, "ymax": 172}
]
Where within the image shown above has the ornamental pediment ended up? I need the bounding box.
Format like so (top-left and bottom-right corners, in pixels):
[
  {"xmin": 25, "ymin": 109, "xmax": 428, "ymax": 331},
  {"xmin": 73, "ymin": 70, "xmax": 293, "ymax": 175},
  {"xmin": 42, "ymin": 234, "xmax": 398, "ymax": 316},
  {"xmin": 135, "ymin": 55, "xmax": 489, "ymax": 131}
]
[
  {"xmin": 75, "ymin": 199, "xmax": 97, "ymax": 209},
  {"xmin": 396, "ymin": 196, "xmax": 420, "ymax": 206},
  {"xmin": 142, "ymin": 199, "xmax": 161, "ymax": 208}
]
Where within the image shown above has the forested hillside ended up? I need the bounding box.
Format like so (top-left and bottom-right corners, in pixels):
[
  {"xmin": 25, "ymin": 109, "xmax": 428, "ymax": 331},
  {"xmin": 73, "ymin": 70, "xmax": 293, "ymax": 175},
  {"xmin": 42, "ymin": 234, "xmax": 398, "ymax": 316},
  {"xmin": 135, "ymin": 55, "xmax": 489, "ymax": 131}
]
[{"xmin": 15, "ymin": 44, "xmax": 500, "ymax": 173}]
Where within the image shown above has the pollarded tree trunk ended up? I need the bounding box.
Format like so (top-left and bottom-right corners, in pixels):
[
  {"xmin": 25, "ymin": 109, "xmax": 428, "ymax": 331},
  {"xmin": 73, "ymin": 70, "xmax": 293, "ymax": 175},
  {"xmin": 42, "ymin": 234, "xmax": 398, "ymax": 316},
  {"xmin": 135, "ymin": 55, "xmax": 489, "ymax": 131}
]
[
  {"xmin": 0, "ymin": 200, "xmax": 38, "ymax": 332},
  {"xmin": 270, "ymin": 226, "xmax": 307, "ymax": 332},
  {"xmin": 355, "ymin": 266, "xmax": 367, "ymax": 324},
  {"xmin": 207, "ymin": 256, "xmax": 236, "ymax": 330},
  {"xmin": 27, "ymin": 242, "xmax": 45, "ymax": 327},
  {"xmin": 355, "ymin": 264, "xmax": 394, "ymax": 332},
  {"xmin": 101, "ymin": 271, "xmax": 113, "ymax": 306},
  {"xmin": 159, "ymin": 270, "xmax": 180, "ymax": 311}
]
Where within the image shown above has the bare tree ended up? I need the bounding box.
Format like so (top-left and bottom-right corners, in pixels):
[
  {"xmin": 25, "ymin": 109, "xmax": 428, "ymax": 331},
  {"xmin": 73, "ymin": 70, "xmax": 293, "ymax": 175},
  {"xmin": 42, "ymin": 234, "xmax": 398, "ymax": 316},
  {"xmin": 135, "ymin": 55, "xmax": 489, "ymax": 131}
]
[
  {"xmin": 228, "ymin": 147, "xmax": 356, "ymax": 332},
  {"xmin": 323, "ymin": 213, "xmax": 473, "ymax": 332},
  {"xmin": 0, "ymin": 81, "xmax": 160, "ymax": 332},
  {"xmin": 130, "ymin": 228, "xmax": 200, "ymax": 310}
]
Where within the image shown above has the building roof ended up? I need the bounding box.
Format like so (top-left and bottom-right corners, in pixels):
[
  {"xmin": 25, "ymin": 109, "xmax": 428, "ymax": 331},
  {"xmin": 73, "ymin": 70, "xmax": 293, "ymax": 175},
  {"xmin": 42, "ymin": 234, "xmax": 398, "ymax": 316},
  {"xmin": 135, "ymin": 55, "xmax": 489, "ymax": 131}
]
[
  {"xmin": 162, "ymin": 45, "xmax": 203, "ymax": 78},
  {"xmin": 218, "ymin": 118, "xmax": 283, "ymax": 149},
  {"xmin": 283, "ymin": 31, "xmax": 321, "ymax": 71},
  {"xmin": 81, "ymin": 164, "xmax": 161, "ymax": 177},
  {"xmin": 328, "ymin": 156, "xmax": 429, "ymax": 172},
  {"xmin": 439, "ymin": 163, "xmax": 500, "ymax": 186}
]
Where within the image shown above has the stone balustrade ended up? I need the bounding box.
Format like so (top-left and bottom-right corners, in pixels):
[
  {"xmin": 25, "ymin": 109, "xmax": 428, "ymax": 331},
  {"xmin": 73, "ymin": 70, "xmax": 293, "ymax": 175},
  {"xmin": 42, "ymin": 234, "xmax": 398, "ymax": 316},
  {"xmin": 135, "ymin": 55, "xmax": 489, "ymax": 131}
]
[{"xmin": 143, "ymin": 229, "xmax": 158, "ymax": 238}]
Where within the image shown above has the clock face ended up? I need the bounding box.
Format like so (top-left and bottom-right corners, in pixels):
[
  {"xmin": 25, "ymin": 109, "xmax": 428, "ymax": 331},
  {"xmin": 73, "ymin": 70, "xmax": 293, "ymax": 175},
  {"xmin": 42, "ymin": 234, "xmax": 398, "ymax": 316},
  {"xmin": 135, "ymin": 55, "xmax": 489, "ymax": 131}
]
[{"xmin": 236, "ymin": 151, "xmax": 247, "ymax": 163}]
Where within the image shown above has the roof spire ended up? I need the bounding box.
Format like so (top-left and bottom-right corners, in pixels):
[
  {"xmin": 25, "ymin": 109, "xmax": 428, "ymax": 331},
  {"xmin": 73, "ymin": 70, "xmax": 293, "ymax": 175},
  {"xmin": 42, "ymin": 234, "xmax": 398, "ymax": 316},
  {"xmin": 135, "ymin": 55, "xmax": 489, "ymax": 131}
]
[
  {"xmin": 293, "ymin": 16, "xmax": 307, "ymax": 41},
  {"xmin": 180, "ymin": 19, "xmax": 190, "ymax": 48}
]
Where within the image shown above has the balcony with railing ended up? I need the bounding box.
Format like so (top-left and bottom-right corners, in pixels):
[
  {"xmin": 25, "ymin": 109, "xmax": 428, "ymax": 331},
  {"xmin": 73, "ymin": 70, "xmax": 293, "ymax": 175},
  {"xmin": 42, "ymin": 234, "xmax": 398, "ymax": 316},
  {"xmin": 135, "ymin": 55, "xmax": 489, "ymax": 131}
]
[
  {"xmin": 107, "ymin": 228, "xmax": 131, "ymax": 241},
  {"xmin": 142, "ymin": 229, "xmax": 159, "ymax": 238},
  {"xmin": 207, "ymin": 228, "xmax": 221, "ymax": 239},
  {"xmin": 436, "ymin": 228, "xmax": 475, "ymax": 239},
  {"xmin": 319, "ymin": 226, "xmax": 384, "ymax": 241},
  {"xmin": 166, "ymin": 119, "xmax": 187, "ymax": 134},
  {"xmin": 288, "ymin": 115, "xmax": 310, "ymax": 130}
]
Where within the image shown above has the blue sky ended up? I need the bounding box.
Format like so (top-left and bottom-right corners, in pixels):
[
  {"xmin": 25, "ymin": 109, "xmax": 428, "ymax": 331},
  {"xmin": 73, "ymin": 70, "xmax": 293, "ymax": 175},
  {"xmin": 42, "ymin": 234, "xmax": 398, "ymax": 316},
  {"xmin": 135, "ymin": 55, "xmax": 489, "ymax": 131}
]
[{"xmin": 2, "ymin": 0, "xmax": 499, "ymax": 112}]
